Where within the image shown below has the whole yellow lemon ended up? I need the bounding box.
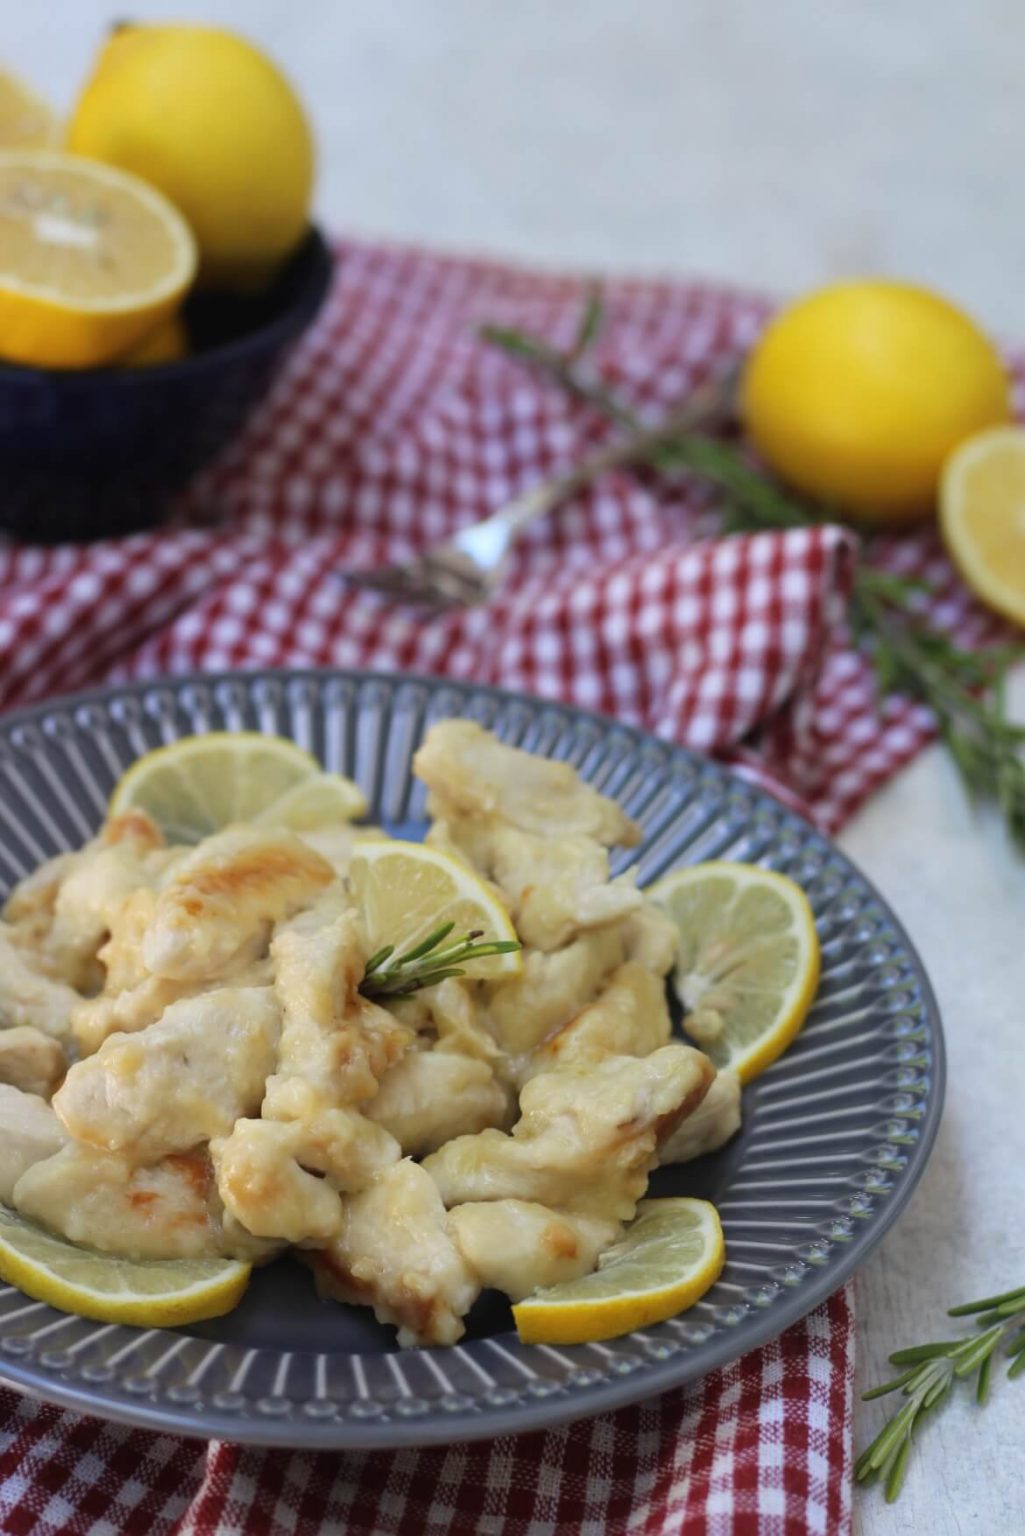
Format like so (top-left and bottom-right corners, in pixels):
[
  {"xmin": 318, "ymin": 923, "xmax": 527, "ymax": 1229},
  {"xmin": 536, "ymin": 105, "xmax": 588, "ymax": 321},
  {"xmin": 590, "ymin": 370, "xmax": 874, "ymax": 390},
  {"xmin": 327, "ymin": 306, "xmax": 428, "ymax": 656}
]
[
  {"xmin": 68, "ymin": 23, "xmax": 314, "ymax": 290},
  {"xmin": 740, "ymin": 280, "xmax": 1011, "ymax": 523}
]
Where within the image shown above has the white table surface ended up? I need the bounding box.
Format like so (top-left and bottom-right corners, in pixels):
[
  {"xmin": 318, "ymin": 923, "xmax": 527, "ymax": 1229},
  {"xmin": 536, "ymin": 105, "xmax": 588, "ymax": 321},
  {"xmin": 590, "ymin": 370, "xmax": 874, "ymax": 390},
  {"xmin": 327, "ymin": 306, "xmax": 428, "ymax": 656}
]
[{"xmin": 9, "ymin": 2, "xmax": 1025, "ymax": 1529}]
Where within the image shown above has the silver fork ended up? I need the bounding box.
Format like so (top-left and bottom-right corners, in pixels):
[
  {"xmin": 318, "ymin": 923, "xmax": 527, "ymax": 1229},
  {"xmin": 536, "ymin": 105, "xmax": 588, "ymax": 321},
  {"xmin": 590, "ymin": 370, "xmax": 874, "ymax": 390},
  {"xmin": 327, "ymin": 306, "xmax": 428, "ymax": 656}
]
[{"xmin": 342, "ymin": 371, "xmax": 736, "ymax": 608}]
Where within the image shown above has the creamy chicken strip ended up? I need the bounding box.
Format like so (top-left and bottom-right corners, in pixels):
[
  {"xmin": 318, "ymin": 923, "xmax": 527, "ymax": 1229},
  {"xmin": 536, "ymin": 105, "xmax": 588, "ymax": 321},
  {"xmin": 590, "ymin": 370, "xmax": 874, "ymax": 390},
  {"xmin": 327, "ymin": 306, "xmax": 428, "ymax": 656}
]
[
  {"xmin": 483, "ymin": 926, "xmax": 627, "ymax": 1057},
  {"xmin": 430, "ymin": 817, "xmax": 641, "ymax": 953},
  {"xmin": 522, "ymin": 961, "xmax": 673, "ymax": 1080},
  {"xmin": 0, "ymin": 927, "xmax": 81, "ymax": 1041},
  {"xmin": 622, "ymin": 904, "xmax": 680, "ymax": 975},
  {"xmin": 212, "ymin": 1109, "xmax": 399, "ymax": 1244},
  {"xmin": 425, "ymin": 1044, "xmax": 714, "ymax": 1221},
  {"xmin": 12, "ymin": 1144, "xmax": 250, "ymax": 1260},
  {"xmin": 0, "ymin": 1026, "xmax": 65, "ymax": 1098},
  {"xmin": 449, "ymin": 1200, "xmax": 619, "ymax": 1302},
  {"xmin": 143, "ymin": 826, "xmax": 334, "ymax": 980},
  {"xmin": 414, "ymin": 720, "xmax": 640, "ymax": 845},
  {"xmin": 55, "ymin": 987, "xmax": 281, "ymax": 1159},
  {"xmin": 0, "ymin": 1084, "xmax": 67, "ymax": 1204},
  {"xmin": 659, "ymin": 1069, "xmax": 742, "ymax": 1164},
  {"xmin": 267, "ymin": 894, "xmax": 411, "ymax": 1108},
  {"xmin": 365, "ymin": 1048, "xmax": 513, "ymax": 1157},
  {"xmin": 52, "ymin": 811, "xmax": 168, "ymax": 972},
  {"xmin": 310, "ymin": 1160, "xmax": 479, "ymax": 1346}
]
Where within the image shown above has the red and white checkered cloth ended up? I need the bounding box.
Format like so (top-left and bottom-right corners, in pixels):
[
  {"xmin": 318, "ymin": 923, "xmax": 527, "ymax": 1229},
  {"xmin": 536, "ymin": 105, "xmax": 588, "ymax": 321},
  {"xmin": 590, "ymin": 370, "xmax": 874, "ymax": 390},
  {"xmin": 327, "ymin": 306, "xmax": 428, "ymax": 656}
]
[{"xmin": 0, "ymin": 240, "xmax": 1018, "ymax": 1536}]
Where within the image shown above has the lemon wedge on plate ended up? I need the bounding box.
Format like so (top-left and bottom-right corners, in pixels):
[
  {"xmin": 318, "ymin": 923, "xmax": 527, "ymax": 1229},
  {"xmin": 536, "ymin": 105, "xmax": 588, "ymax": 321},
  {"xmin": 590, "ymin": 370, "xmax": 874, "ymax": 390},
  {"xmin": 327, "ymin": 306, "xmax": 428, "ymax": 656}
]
[
  {"xmin": 349, "ymin": 841, "xmax": 522, "ymax": 981},
  {"xmin": 649, "ymin": 861, "xmax": 820, "ymax": 1084},
  {"xmin": 108, "ymin": 731, "xmax": 366, "ymax": 842},
  {"xmin": 0, "ymin": 150, "xmax": 196, "ymax": 369},
  {"xmin": 513, "ymin": 1198, "xmax": 724, "ymax": 1345},
  {"xmin": 0, "ymin": 1205, "xmax": 249, "ymax": 1327},
  {"xmin": 941, "ymin": 426, "xmax": 1025, "ymax": 627}
]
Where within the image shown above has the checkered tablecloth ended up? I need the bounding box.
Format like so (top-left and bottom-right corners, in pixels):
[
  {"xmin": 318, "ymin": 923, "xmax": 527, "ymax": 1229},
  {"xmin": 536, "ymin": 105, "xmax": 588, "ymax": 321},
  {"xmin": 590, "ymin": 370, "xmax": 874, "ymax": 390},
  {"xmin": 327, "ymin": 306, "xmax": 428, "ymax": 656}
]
[{"xmin": 0, "ymin": 239, "xmax": 1017, "ymax": 1536}]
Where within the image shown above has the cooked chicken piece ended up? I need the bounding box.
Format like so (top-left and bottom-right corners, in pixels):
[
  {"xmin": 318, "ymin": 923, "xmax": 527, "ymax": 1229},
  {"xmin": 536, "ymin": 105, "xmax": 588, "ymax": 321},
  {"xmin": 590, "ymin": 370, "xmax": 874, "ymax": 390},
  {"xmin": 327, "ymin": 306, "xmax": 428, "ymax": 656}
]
[
  {"xmin": 269, "ymin": 895, "xmax": 411, "ymax": 1108},
  {"xmin": 425, "ymin": 1044, "xmax": 714, "ymax": 1221},
  {"xmin": 0, "ymin": 927, "xmax": 80, "ymax": 1041},
  {"xmin": 55, "ymin": 987, "xmax": 281, "ymax": 1159},
  {"xmin": 430, "ymin": 817, "xmax": 641, "ymax": 953},
  {"xmin": 143, "ymin": 826, "xmax": 334, "ymax": 981},
  {"xmin": 521, "ymin": 962, "xmax": 672, "ymax": 1081},
  {"xmin": 449, "ymin": 1200, "xmax": 619, "ymax": 1301},
  {"xmin": 660, "ymin": 1069, "xmax": 742, "ymax": 1164},
  {"xmin": 52, "ymin": 811, "xmax": 167, "ymax": 969},
  {"xmin": 3, "ymin": 850, "xmax": 88, "ymax": 985},
  {"xmin": 213, "ymin": 1100, "xmax": 399, "ymax": 1244},
  {"xmin": 212, "ymin": 1119, "xmax": 344, "ymax": 1244},
  {"xmin": 483, "ymin": 927, "xmax": 627, "ymax": 1057},
  {"xmin": 0, "ymin": 1084, "xmax": 67, "ymax": 1203},
  {"xmin": 0, "ymin": 1027, "xmax": 65, "ymax": 1098},
  {"xmin": 309, "ymin": 1160, "xmax": 479, "ymax": 1346},
  {"xmin": 12, "ymin": 1142, "xmax": 263, "ymax": 1261},
  {"xmin": 365, "ymin": 1047, "xmax": 513, "ymax": 1156},
  {"xmin": 622, "ymin": 904, "xmax": 679, "ymax": 975},
  {"xmin": 414, "ymin": 720, "xmax": 640, "ymax": 846},
  {"xmin": 389, "ymin": 978, "xmax": 503, "ymax": 1063}
]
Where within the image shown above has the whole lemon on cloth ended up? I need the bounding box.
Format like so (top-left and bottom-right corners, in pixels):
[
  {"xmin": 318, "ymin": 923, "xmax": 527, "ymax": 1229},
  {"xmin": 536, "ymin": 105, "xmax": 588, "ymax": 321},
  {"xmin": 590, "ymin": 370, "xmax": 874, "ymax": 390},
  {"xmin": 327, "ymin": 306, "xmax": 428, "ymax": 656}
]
[
  {"xmin": 68, "ymin": 23, "xmax": 314, "ymax": 290},
  {"xmin": 740, "ymin": 280, "xmax": 1011, "ymax": 524}
]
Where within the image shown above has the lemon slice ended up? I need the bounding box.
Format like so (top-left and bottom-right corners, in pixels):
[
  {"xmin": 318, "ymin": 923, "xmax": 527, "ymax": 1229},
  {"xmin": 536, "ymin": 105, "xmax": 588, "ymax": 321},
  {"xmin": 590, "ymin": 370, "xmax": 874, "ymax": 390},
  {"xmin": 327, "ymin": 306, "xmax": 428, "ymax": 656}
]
[
  {"xmin": 253, "ymin": 771, "xmax": 368, "ymax": 829},
  {"xmin": 649, "ymin": 861, "xmax": 820, "ymax": 1084},
  {"xmin": 940, "ymin": 426, "xmax": 1025, "ymax": 626},
  {"xmin": 350, "ymin": 841, "xmax": 522, "ymax": 981},
  {"xmin": 0, "ymin": 149, "xmax": 196, "ymax": 369},
  {"xmin": 0, "ymin": 70, "xmax": 60, "ymax": 150},
  {"xmin": 513, "ymin": 1198, "xmax": 724, "ymax": 1345},
  {"xmin": 0, "ymin": 1204, "xmax": 249, "ymax": 1327},
  {"xmin": 108, "ymin": 731, "xmax": 322, "ymax": 843}
]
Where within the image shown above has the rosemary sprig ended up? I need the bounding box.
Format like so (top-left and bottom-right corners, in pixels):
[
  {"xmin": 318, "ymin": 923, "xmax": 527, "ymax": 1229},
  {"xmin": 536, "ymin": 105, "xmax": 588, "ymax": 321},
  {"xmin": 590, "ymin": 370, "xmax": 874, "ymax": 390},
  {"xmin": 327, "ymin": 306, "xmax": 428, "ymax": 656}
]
[
  {"xmin": 857, "ymin": 1285, "xmax": 1025, "ymax": 1502},
  {"xmin": 482, "ymin": 298, "xmax": 1025, "ymax": 848},
  {"xmin": 360, "ymin": 921, "xmax": 521, "ymax": 998}
]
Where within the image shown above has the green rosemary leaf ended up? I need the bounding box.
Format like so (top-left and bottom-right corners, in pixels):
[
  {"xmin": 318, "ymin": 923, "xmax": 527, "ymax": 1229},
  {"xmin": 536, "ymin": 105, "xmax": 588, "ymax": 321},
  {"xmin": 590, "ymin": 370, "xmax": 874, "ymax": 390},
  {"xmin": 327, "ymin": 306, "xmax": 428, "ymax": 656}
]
[
  {"xmin": 389, "ymin": 920, "xmax": 457, "ymax": 966},
  {"xmin": 977, "ymin": 1353, "xmax": 993, "ymax": 1405},
  {"xmin": 363, "ymin": 944, "xmax": 394, "ymax": 975},
  {"xmin": 889, "ymin": 1342, "xmax": 961, "ymax": 1366},
  {"xmin": 950, "ymin": 1286, "xmax": 1025, "ymax": 1316},
  {"xmin": 885, "ymin": 1432, "xmax": 914, "ymax": 1504}
]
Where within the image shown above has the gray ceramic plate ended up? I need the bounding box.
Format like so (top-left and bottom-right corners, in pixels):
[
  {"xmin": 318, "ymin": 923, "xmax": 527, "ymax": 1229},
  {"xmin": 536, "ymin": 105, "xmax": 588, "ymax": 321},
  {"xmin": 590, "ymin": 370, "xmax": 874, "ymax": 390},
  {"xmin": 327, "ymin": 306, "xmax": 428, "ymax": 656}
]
[{"xmin": 0, "ymin": 670, "xmax": 943, "ymax": 1448}]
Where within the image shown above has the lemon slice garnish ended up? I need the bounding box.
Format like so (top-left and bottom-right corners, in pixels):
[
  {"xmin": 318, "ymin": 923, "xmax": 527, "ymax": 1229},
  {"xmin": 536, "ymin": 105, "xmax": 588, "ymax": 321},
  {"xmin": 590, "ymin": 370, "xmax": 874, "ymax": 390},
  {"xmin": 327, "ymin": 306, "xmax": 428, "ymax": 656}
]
[
  {"xmin": 513, "ymin": 1197, "xmax": 724, "ymax": 1345},
  {"xmin": 108, "ymin": 731, "xmax": 328, "ymax": 843},
  {"xmin": 649, "ymin": 860, "xmax": 820, "ymax": 1084},
  {"xmin": 0, "ymin": 1205, "xmax": 249, "ymax": 1327},
  {"xmin": 350, "ymin": 840, "xmax": 522, "ymax": 982}
]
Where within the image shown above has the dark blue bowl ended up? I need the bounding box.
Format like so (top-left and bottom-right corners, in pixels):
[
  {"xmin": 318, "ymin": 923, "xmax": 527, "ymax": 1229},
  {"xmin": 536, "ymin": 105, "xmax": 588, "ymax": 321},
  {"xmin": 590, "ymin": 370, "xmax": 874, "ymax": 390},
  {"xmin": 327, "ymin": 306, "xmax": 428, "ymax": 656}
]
[{"xmin": 0, "ymin": 226, "xmax": 333, "ymax": 543}]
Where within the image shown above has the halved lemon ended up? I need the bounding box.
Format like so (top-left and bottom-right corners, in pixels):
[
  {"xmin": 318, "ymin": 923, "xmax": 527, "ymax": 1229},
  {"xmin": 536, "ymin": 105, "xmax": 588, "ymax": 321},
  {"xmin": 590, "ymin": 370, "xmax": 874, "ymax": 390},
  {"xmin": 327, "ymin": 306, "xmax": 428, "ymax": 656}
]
[
  {"xmin": 0, "ymin": 1204, "xmax": 249, "ymax": 1327},
  {"xmin": 0, "ymin": 70, "xmax": 60, "ymax": 150},
  {"xmin": 0, "ymin": 149, "xmax": 196, "ymax": 368},
  {"xmin": 940, "ymin": 426, "xmax": 1025, "ymax": 626},
  {"xmin": 513, "ymin": 1197, "xmax": 724, "ymax": 1345},
  {"xmin": 649, "ymin": 861, "xmax": 820, "ymax": 1084},
  {"xmin": 349, "ymin": 841, "xmax": 522, "ymax": 981},
  {"xmin": 108, "ymin": 731, "xmax": 323, "ymax": 842}
]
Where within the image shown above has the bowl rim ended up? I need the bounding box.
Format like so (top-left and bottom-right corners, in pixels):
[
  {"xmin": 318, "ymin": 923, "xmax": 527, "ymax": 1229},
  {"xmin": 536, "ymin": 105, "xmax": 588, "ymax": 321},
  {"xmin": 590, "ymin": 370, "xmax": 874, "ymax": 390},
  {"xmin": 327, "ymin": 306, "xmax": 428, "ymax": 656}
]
[{"xmin": 0, "ymin": 225, "xmax": 334, "ymax": 389}]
